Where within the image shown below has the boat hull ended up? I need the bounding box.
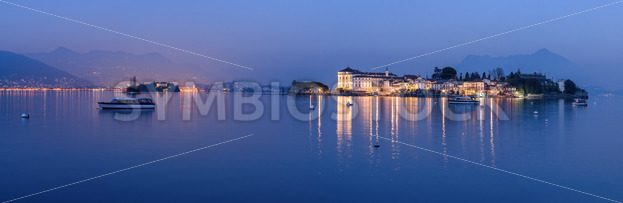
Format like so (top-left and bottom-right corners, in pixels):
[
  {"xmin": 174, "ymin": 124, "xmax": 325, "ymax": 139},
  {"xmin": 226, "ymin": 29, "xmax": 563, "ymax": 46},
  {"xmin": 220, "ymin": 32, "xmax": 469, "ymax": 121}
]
[
  {"xmin": 572, "ymin": 103, "xmax": 588, "ymax": 106},
  {"xmin": 448, "ymin": 101, "xmax": 480, "ymax": 104},
  {"xmin": 98, "ymin": 102, "xmax": 155, "ymax": 109}
]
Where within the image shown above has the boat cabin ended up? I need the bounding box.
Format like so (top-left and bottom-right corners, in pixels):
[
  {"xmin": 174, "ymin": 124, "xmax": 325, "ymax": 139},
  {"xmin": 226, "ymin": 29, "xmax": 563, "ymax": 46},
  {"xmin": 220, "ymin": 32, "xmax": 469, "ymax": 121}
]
[{"xmin": 110, "ymin": 98, "xmax": 154, "ymax": 104}]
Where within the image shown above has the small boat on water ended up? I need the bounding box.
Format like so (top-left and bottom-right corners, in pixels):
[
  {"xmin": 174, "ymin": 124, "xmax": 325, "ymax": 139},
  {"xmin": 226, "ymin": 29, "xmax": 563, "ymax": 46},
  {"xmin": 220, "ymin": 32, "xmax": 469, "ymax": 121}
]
[
  {"xmin": 572, "ymin": 99, "xmax": 588, "ymax": 106},
  {"xmin": 448, "ymin": 97, "xmax": 480, "ymax": 104},
  {"xmin": 98, "ymin": 97, "xmax": 155, "ymax": 109}
]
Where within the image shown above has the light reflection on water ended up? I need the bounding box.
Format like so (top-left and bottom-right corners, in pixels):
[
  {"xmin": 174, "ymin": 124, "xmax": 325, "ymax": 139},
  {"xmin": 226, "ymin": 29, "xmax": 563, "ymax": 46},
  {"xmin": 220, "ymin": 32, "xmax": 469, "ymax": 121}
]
[
  {"xmin": 1, "ymin": 90, "xmax": 622, "ymax": 202},
  {"xmin": 329, "ymin": 96, "xmax": 517, "ymax": 171}
]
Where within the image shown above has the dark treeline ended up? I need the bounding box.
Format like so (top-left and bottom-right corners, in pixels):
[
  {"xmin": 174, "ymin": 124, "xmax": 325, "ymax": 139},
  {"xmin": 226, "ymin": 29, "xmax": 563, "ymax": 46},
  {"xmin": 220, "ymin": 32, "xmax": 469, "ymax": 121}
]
[
  {"xmin": 429, "ymin": 67, "xmax": 585, "ymax": 95},
  {"xmin": 431, "ymin": 67, "xmax": 494, "ymax": 81}
]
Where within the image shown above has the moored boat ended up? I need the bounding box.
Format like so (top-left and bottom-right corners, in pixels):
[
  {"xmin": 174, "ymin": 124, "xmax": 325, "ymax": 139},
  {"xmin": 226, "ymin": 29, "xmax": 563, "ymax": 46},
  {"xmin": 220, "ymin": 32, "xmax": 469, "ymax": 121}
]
[
  {"xmin": 572, "ymin": 99, "xmax": 588, "ymax": 106},
  {"xmin": 448, "ymin": 96, "xmax": 480, "ymax": 104},
  {"xmin": 98, "ymin": 97, "xmax": 155, "ymax": 109}
]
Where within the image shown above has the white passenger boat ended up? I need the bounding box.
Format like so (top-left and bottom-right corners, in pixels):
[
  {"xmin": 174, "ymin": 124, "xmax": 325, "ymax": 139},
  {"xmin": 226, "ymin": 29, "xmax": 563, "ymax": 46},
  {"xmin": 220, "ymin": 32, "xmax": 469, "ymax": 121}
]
[
  {"xmin": 98, "ymin": 98, "xmax": 155, "ymax": 109},
  {"xmin": 572, "ymin": 99, "xmax": 588, "ymax": 106},
  {"xmin": 448, "ymin": 97, "xmax": 480, "ymax": 104}
]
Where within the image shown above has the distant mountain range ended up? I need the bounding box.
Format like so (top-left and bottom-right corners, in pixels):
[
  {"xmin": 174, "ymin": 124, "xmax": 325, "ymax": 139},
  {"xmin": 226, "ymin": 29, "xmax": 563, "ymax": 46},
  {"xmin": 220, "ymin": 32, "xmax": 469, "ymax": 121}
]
[
  {"xmin": 1, "ymin": 47, "xmax": 618, "ymax": 94},
  {"xmin": 25, "ymin": 47, "xmax": 208, "ymax": 87},
  {"xmin": 0, "ymin": 51, "xmax": 93, "ymax": 88},
  {"xmin": 454, "ymin": 49, "xmax": 584, "ymax": 80}
]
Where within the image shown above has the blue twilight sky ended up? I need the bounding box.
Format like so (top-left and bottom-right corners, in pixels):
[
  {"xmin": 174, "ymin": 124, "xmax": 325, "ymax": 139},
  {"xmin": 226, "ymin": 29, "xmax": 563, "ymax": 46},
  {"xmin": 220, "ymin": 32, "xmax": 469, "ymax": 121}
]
[{"xmin": 1, "ymin": 0, "xmax": 622, "ymax": 88}]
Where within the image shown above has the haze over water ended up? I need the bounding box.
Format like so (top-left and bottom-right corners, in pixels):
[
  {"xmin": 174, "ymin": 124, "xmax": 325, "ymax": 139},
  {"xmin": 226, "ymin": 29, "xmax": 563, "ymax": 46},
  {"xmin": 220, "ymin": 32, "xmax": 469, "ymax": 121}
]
[{"xmin": 1, "ymin": 90, "xmax": 622, "ymax": 202}]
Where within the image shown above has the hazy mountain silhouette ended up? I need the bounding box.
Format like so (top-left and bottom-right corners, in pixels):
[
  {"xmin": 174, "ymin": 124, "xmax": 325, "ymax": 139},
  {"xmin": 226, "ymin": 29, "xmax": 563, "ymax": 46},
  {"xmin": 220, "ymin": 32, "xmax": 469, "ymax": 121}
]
[
  {"xmin": 25, "ymin": 47, "xmax": 209, "ymax": 87},
  {"xmin": 455, "ymin": 49, "xmax": 583, "ymax": 80},
  {"xmin": 0, "ymin": 51, "xmax": 94, "ymax": 88}
]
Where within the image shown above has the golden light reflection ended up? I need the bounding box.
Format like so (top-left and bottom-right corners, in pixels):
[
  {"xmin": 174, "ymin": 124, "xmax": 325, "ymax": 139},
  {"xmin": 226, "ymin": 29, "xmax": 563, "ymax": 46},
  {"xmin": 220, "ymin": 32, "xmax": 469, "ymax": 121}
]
[
  {"xmin": 364, "ymin": 96, "xmax": 373, "ymax": 156},
  {"xmin": 441, "ymin": 98, "xmax": 448, "ymax": 166},
  {"xmin": 0, "ymin": 89, "xmax": 112, "ymax": 122},
  {"xmin": 180, "ymin": 91, "xmax": 197, "ymax": 121},
  {"xmin": 490, "ymin": 100, "xmax": 496, "ymax": 167},
  {"xmin": 0, "ymin": 88, "xmax": 104, "ymax": 91},
  {"xmin": 426, "ymin": 98, "xmax": 433, "ymax": 137},
  {"xmin": 375, "ymin": 96, "xmax": 380, "ymax": 153},
  {"xmin": 317, "ymin": 95, "xmax": 323, "ymax": 158},
  {"xmin": 336, "ymin": 96, "xmax": 353, "ymax": 166},
  {"xmin": 406, "ymin": 97, "xmax": 417, "ymax": 131},
  {"xmin": 309, "ymin": 96, "xmax": 313, "ymax": 155},
  {"xmin": 479, "ymin": 101, "xmax": 485, "ymax": 163},
  {"xmin": 361, "ymin": 96, "xmax": 382, "ymax": 165},
  {"xmin": 391, "ymin": 97, "xmax": 400, "ymax": 162}
]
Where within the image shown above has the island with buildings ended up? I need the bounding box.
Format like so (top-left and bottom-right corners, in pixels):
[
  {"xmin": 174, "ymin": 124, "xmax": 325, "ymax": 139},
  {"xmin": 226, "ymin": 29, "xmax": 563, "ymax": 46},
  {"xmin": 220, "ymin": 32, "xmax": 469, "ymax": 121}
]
[
  {"xmin": 126, "ymin": 76, "xmax": 181, "ymax": 92},
  {"xmin": 334, "ymin": 67, "xmax": 587, "ymax": 99}
]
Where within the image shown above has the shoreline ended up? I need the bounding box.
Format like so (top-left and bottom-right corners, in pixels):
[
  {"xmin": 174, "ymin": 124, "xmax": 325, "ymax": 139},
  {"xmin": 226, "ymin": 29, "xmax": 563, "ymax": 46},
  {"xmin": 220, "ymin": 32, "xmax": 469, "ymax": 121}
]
[
  {"xmin": 0, "ymin": 88, "xmax": 589, "ymax": 99},
  {"xmin": 292, "ymin": 92, "xmax": 588, "ymax": 99}
]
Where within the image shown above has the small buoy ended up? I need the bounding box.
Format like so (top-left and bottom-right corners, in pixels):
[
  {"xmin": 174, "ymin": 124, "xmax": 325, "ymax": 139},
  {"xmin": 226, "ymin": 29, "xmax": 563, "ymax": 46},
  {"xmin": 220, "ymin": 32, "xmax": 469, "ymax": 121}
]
[
  {"xmin": 346, "ymin": 102, "xmax": 352, "ymax": 107},
  {"xmin": 530, "ymin": 102, "xmax": 534, "ymax": 105},
  {"xmin": 21, "ymin": 113, "xmax": 29, "ymax": 118},
  {"xmin": 310, "ymin": 104, "xmax": 315, "ymax": 110},
  {"xmin": 545, "ymin": 119, "xmax": 549, "ymax": 123},
  {"xmin": 533, "ymin": 111, "xmax": 538, "ymax": 114},
  {"xmin": 374, "ymin": 144, "xmax": 380, "ymax": 148}
]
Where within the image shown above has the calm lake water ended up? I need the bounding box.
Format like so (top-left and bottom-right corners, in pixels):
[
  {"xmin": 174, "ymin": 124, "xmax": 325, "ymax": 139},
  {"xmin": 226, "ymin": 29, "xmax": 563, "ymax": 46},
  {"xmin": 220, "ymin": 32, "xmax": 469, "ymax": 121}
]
[{"xmin": 1, "ymin": 90, "xmax": 622, "ymax": 202}]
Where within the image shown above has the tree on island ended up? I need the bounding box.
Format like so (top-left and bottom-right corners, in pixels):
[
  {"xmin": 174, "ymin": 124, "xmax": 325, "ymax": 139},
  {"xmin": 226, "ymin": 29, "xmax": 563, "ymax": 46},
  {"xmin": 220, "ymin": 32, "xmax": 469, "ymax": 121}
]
[
  {"xmin": 470, "ymin": 72, "xmax": 480, "ymax": 80},
  {"xmin": 440, "ymin": 67, "xmax": 457, "ymax": 79},
  {"xmin": 506, "ymin": 70, "xmax": 543, "ymax": 94},
  {"xmin": 489, "ymin": 68, "xmax": 505, "ymax": 81},
  {"xmin": 464, "ymin": 71, "xmax": 470, "ymax": 81},
  {"xmin": 564, "ymin": 79, "xmax": 577, "ymax": 94},
  {"xmin": 432, "ymin": 67, "xmax": 442, "ymax": 79},
  {"xmin": 292, "ymin": 80, "xmax": 329, "ymax": 93},
  {"xmin": 523, "ymin": 79, "xmax": 543, "ymax": 94}
]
